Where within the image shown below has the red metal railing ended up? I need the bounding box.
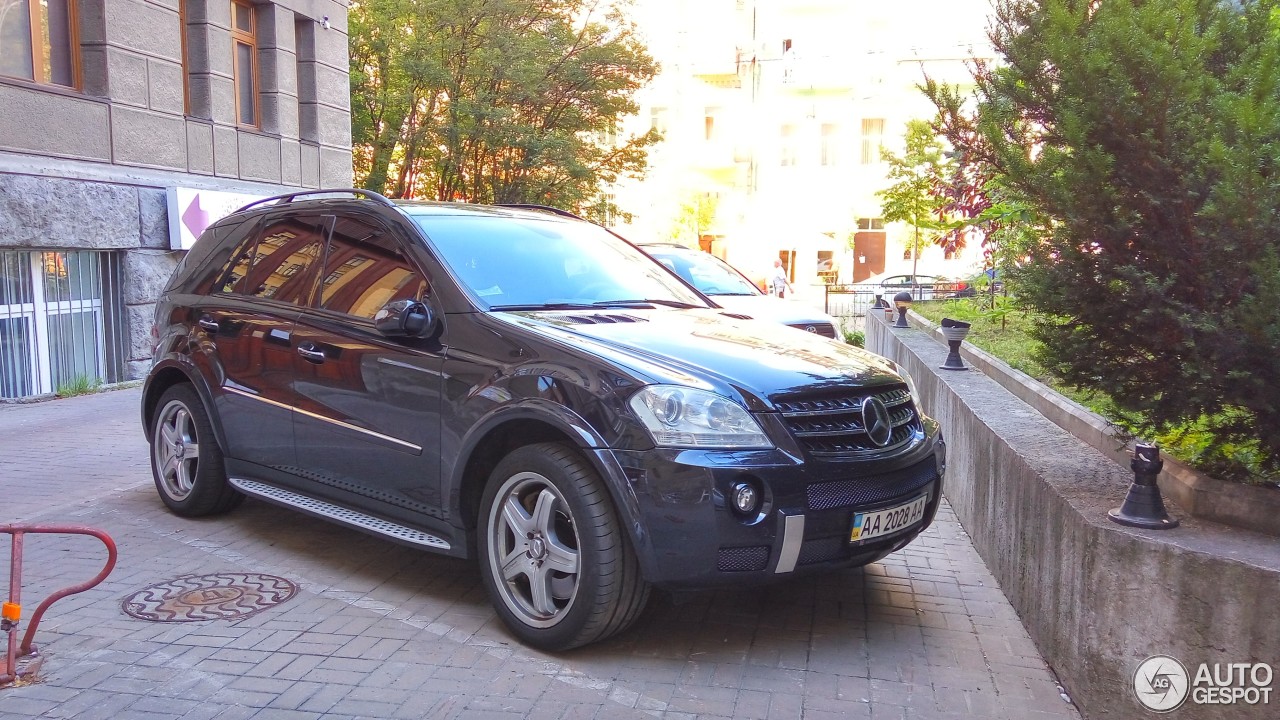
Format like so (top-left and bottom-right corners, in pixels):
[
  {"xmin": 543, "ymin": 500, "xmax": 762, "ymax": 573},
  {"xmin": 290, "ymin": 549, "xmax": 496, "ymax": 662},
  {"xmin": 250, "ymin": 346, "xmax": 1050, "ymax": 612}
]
[{"xmin": 1, "ymin": 524, "xmax": 117, "ymax": 685}]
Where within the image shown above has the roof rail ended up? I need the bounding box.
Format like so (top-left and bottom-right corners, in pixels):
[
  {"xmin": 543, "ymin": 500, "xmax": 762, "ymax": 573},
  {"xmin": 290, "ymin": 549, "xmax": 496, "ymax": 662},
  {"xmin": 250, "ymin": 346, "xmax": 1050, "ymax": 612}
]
[
  {"xmin": 236, "ymin": 188, "xmax": 396, "ymax": 213},
  {"xmin": 494, "ymin": 203, "xmax": 586, "ymax": 221}
]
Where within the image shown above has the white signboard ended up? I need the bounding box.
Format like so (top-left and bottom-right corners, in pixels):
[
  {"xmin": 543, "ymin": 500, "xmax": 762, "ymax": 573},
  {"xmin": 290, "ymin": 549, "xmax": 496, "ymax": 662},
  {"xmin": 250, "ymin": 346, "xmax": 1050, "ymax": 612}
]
[{"xmin": 166, "ymin": 187, "xmax": 272, "ymax": 250}]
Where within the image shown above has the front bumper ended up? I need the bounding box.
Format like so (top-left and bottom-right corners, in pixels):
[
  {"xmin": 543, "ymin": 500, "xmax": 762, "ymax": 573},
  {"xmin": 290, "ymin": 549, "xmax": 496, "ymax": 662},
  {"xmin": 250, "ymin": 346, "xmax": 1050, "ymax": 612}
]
[{"xmin": 599, "ymin": 426, "xmax": 945, "ymax": 589}]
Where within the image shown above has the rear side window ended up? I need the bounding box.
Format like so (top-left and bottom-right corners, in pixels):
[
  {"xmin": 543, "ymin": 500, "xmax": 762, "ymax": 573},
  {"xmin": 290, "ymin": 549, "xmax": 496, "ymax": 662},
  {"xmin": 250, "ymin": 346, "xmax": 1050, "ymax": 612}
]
[
  {"xmin": 180, "ymin": 219, "xmax": 250, "ymax": 295},
  {"xmin": 219, "ymin": 215, "xmax": 328, "ymax": 304},
  {"xmin": 317, "ymin": 214, "xmax": 427, "ymax": 320}
]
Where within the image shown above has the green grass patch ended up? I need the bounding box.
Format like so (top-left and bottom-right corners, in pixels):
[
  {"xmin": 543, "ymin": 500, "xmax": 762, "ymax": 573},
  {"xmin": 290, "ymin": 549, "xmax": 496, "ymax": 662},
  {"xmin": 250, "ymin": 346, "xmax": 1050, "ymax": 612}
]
[
  {"xmin": 913, "ymin": 298, "xmax": 1273, "ymax": 485},
  {"xmin": 56, "ymin": 374, "xmax": 103, "ymax": 398},
  {"xmin": 914, "ymin": 299, "xmax": 1105, "ymax": 411}
]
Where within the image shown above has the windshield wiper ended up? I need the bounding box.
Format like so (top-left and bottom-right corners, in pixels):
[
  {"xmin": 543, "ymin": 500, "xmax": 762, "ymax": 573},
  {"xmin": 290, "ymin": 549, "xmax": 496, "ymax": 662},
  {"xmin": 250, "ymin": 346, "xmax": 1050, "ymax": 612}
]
[{"xmin": 591, "ymin": 299, "xmax": 703, "ymax": 309}]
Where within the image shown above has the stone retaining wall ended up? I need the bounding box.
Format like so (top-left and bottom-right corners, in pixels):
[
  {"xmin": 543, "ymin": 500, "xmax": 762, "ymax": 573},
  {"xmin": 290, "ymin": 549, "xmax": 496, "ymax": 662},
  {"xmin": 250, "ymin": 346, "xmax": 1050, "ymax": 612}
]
[{"xmin": 867, "ymin": 310, "xmax": 1280, "ymax": 719}]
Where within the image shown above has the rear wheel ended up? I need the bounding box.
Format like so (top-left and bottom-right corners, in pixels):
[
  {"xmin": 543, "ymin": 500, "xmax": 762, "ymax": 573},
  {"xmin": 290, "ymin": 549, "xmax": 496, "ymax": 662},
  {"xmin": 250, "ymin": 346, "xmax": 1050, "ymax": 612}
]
[
  {"xmin": 149, "ymin": 384, "xmax": 242, "ymax": 516},
  {"xmin": 478, "ymin": 442, "xmax": 650, "ymax": 651}
]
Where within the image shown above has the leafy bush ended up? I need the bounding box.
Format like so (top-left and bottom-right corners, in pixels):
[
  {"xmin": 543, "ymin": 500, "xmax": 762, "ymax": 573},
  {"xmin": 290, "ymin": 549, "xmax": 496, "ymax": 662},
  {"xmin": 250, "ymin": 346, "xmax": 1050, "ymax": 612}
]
[
  {"xmin": 843, "ymin": 328, "xmax": 865, "ymax": 348},
  {"xmin": 932, "ymin": 0, "xmax": 1280, "ymax": 476}
]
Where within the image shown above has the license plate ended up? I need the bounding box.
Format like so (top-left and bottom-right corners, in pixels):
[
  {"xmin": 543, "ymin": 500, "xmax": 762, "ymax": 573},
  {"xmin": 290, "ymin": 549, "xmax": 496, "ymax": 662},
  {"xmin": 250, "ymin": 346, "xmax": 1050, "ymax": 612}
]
[{"xmin": 849, "ymin": 494, "xmax": 928, "ymax": 544}]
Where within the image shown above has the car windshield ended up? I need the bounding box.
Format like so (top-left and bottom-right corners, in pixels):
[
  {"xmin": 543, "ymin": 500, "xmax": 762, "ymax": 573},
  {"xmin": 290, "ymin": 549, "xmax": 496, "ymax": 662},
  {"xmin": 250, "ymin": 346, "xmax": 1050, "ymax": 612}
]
[
  {"xmin": 646, "ymin": 249, "xmax": 760, "ymax": 296},
  {"xmin": 409, "ymin": 213, "xmax": 709, "ymax": 310}
]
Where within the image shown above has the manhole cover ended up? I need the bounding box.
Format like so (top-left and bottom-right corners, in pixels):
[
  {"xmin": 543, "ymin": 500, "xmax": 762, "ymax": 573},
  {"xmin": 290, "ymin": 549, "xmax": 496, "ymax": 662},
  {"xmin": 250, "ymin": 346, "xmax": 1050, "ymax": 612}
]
[{"xmin": 122, "ymin": 572, "xmax": 298, "ymax": 622}]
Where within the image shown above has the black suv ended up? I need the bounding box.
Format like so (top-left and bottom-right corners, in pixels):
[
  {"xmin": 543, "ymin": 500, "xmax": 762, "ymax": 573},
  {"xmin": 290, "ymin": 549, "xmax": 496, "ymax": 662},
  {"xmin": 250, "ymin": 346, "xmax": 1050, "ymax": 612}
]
[{"xmin": 142, "ymin": 189, "xmax": 946, "ymax": 650}]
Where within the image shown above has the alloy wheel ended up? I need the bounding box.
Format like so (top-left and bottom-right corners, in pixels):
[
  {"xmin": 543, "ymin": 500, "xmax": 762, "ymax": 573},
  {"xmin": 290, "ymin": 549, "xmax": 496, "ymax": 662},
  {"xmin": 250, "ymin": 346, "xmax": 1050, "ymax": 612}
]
[
  {"xmin": 153, "ymin": 398, "xmax": 200, "ymax": 500},
  {"xmin": 486, "ymin": 471, "xmax": 582, "ymax": 628}
]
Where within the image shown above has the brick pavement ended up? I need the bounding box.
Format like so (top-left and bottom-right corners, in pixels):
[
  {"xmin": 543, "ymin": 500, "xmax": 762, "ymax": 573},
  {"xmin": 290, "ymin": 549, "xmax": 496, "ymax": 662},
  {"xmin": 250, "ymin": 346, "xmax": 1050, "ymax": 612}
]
[{"xmin": 0, "ymin": 387, "xmax": 1082, "ymax": 719}]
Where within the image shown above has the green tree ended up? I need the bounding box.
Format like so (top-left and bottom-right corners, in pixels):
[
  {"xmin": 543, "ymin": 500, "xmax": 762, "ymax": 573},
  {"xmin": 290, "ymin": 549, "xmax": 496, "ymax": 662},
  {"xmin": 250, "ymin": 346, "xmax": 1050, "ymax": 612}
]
[
  {"xmin": 876, "ymin": 119, "xmax": 951, "ymax": 297},
  {"xmin": 931, "ymin": 0, "xmax": 1280, "ymax": 474},
  {"xmin": 668, "ymin": 193, "xmax": 719, "ymax": 246},
  {"xmin": 350, "ymin": 0, "xmax": 659, "ymax": 221}
]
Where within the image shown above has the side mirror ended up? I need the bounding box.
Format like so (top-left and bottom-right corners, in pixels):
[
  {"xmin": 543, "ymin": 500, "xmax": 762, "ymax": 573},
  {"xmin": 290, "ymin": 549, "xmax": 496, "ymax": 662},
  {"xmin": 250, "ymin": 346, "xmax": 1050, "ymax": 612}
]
[{"xmin": 374, "ymin": 299, "xmax": 435, "ymax": 337}]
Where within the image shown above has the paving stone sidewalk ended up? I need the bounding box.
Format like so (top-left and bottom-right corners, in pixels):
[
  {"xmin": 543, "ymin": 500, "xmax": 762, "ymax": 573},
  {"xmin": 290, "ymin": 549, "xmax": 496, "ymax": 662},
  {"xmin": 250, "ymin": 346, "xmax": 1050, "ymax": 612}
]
[{"xmin": 0, "ymin": 388, "xmax": 1082, "ymax": 719}]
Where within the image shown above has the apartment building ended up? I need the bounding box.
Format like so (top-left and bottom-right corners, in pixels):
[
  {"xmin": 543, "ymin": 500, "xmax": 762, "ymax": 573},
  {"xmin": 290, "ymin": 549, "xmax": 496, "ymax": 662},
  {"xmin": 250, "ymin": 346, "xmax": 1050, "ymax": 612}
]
[
  {"xmin": 617, "ymin": 0, "xmax": 994, "ymax": 296},
  {"xmin": 0, "ymin": 0, "xmax": 353, "ymax": 398}
]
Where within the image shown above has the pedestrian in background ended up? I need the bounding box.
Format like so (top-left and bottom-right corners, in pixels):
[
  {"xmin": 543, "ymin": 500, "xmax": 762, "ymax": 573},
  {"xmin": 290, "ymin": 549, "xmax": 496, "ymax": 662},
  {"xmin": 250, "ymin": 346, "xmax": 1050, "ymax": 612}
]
[{"xmin": 771, "ymin": 259, "xmax": 793, "ymax": 298}]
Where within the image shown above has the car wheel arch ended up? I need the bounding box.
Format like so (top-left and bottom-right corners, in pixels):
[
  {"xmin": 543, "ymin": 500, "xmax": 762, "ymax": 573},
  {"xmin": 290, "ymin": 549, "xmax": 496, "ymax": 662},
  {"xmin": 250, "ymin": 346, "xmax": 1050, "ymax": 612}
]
[
  {"xmin": 451, "ymin": 408, "xmax": 656, "ymax": 578},
  {"xmin": 142, "ymin": 360, "xmax": 229, "ymax": 455}
]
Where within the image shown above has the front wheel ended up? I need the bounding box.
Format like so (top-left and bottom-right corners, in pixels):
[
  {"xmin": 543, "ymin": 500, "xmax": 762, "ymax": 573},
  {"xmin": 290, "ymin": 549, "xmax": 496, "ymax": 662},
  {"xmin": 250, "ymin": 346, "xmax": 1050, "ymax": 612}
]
[{"xmin": 478, "ymin": 443, "xmax": 650, "ymax": 651}]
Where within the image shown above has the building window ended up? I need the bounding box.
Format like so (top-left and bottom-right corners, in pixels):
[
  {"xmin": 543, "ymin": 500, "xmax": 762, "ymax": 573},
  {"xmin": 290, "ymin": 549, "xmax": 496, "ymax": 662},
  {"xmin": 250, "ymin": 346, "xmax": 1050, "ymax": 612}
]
[
  {"xmin": 704, "ymin": 107, "xmax": 719, "ymax": 141},
  {"xmin": 861, "ymin": 118, "xmax": 885, "ymax": 164},
  {"xmin": 650, "ymin": 106, "xmax": 668, "ymax": 135},
  {"xmin": 0, "ymin": 0, "xmax": 79, "ymax": 87},
  {"xmin": 230, "ymin": 0, "xmax": 258, "ymax": 127},
  {"xmin": 857, "ymin": 217, "xmax": 884, "ymax": 230},
  {"xmin": 0, "ymin": 250, "xmax": 126, "ymax": 399},
  {"xmin": 780, "ymin": 124, "xmax": 796, "ymax": 166},
  {"xmin": 820, "ymin": 123, "xmax": 839, "ymax": 166}
]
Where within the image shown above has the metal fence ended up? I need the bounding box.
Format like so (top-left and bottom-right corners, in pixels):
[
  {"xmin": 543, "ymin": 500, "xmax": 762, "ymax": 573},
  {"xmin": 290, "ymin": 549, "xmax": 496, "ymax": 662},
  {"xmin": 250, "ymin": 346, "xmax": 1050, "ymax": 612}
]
[
  {"xmin": 823, "ymin": 283, "xmax": 892, "ymax": 325},
  {"xmin": 0, "ymin": 250, "xmax": 127, "ymax": 399}
]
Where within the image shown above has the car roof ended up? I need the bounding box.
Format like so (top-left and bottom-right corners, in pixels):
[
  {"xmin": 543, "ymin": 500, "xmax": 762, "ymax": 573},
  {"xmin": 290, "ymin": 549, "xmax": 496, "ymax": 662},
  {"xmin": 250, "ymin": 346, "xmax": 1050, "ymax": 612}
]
[{"xmin": 225, "ymin": 189, "xmax": 585, "ymax": 224}]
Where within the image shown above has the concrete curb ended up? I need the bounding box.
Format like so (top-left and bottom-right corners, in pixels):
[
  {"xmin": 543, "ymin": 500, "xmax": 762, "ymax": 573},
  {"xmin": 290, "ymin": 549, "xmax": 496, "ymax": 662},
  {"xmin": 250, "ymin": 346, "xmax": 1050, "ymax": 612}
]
[{"xmin": 868, "ymin": 310, "xmax": 1280, "ymax": 720}]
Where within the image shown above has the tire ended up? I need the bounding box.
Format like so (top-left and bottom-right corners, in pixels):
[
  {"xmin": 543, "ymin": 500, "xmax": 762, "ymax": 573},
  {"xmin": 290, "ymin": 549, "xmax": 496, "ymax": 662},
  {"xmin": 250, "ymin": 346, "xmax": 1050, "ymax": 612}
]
[
  {"xmin": 149, "ymin": 384, "xmax": 242, "ymax": 517},
  {"xmin": 477, "ymin": 442, "xmax": 650, "ymax": 651}
]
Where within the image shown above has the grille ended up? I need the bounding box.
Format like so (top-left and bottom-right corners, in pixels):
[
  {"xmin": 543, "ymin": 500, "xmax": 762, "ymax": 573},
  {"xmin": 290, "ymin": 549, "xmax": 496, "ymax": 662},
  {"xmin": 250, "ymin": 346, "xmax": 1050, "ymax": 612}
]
[
  {"xmin": 798, "ymin": 538, "xmax": 847, "ymax": 566},
  {"xmin": 774, "ymin": 385, "xmax": 923, "ymax": 456},
  {"xmin": 805, "ymin": 459, "xmax": 937, "ymax": 511},
  {"xmin": 786, "ymin": 322, "xmax": 838, "ymax": 338},
  {"xmin": 717, "ymin": 545, "xmax": 770, "ymax": 572}
]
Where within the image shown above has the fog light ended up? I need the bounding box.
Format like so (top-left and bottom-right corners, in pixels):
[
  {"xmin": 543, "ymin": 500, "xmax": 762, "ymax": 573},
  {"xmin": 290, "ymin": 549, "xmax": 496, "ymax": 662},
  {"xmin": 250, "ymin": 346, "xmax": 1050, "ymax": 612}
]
[{"xmin": 731, "ymin": 481, "xmax": 759, "ymax": 515}]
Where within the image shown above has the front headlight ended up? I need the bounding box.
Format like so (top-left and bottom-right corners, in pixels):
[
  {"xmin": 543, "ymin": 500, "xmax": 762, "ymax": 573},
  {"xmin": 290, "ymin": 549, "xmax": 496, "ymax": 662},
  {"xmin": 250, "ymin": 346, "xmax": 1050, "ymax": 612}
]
[{"xmin": 629, "ymin": 385, "xmax": 773, "ymax": 449}]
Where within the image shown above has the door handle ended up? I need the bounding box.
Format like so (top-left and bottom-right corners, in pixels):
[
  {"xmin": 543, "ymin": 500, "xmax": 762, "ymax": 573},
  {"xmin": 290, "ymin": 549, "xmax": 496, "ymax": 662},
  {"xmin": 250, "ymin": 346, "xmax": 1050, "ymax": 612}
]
[
  {"xmin": 297, "ymin": 344, "xmax": 327, "ymax": 363},
  {"xmin": 197, "ymin": 317, "xmax": 219, "ymax": 333}
]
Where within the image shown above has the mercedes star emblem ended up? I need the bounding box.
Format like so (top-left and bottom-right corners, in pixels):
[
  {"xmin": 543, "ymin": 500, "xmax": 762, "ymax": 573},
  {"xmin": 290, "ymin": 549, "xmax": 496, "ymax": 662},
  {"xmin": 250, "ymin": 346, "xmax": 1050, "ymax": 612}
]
[{"xmin": 861, "ymin": 397, "xmax": 894, "ymax": 447}]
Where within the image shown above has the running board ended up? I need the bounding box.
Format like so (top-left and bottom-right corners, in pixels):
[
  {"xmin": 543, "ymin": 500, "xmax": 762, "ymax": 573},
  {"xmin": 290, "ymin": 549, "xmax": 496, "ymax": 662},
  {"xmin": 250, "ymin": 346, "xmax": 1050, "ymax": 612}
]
[{"xmin": 229, "ymin": 478, "xmax": 451, "ymax": 551}]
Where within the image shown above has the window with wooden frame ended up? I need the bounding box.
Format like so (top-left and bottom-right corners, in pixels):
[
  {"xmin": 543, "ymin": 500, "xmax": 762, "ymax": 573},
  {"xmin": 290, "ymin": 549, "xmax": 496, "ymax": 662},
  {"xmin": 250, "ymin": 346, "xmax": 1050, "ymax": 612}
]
[
  {"xmin": 779, "ymin": 124, "xmax": 797, "ymax": 167},
  {"xmin": 179, "ymin": 0, "xmax": 190, "ymax": 115},
  {"xmin": 860, "ymin": 118, "xmax": 885, "ymax": 164},
  {"xmin": 230, "ymin": 0, "xmax": 258, "ymax": 127},
  {"xmin": 0, "ymin": 0, "xmax": 80, "ymax": 88}
]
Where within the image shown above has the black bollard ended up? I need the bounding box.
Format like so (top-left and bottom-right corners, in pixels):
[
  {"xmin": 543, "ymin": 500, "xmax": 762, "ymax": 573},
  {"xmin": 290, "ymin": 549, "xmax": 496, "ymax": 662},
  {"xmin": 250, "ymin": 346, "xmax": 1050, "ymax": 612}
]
[
  {"xmin": 872, "ymin": 293, "xmax": 889, "ymax": 309},
  {"xmin": 939, "ymin": 318, "xmax": 971, "ymax": 370},
  {"xmin": 893, "ymin": 291, "xmax": 913, "ymax": 328},
  {"xmin": 1108, "ymin": 444, "xmax": 1179, "ymax": 529}
]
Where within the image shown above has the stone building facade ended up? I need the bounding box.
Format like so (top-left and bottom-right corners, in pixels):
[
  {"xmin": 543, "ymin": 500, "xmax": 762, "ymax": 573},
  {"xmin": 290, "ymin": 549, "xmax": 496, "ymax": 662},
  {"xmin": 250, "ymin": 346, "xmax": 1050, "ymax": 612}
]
[{"xmin": 0, "ymin": 0, "xmax": 353, "ymax": 398}]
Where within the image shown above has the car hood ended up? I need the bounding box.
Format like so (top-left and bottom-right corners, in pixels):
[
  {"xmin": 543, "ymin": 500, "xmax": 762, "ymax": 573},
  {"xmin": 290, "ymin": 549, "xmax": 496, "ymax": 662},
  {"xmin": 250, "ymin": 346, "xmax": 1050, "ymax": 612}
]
[
  {"xmin": 708, "ymin": 294, "xmax": 836, "ymax": 327},
  {"xmin": 493, "ymin": 308, "xmax": 902, "ymax": 410}
]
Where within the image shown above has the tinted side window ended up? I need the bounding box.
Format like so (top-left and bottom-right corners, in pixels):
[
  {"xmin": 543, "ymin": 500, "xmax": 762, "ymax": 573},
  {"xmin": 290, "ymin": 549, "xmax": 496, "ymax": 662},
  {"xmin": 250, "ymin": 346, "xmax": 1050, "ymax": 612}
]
[
  {"xmin": 225, "ymin": 215, "xmax": 327, "ymax": 304},
  {"xmin": 215, "ymin": 223, "xmax": 262, "ymax": 295},
  {"xmin": 180, "ymin": 219, "xmax": 251, "ymax": 295},
  {"xmin": 318, "ymin": 214, "xmax": 427, "ymax": 320}
]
